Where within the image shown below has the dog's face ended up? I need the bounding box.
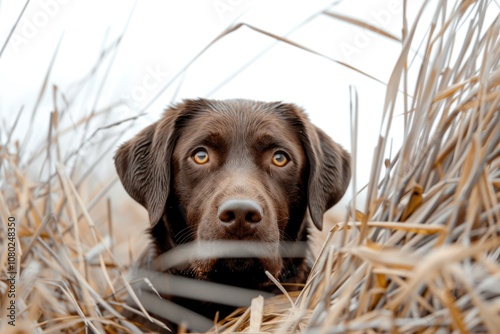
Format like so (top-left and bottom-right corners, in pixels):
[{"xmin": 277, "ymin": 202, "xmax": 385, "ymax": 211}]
[
  {"xmin": 171, "ymin": 104, "xmax": 309, "ymax": 279},
  {"xmin": 115, "ymin": 99, "xmax": 350, "ymax": 288}
]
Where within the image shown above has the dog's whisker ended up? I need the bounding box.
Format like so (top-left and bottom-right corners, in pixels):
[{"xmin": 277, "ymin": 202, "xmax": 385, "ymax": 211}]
[
  {"xmin": 173, "ymin": 226, "xmax": 193, "ymax": 242},
  {"xmin": 175, "ymin": 229, "xmax": 196, "ymax": 245}
]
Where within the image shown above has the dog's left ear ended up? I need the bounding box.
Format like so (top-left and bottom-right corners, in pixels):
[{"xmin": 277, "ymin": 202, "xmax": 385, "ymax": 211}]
[
  {"xmin": 305, "ymin": 125, "xmax": 351, "ymax": 230},
  {"xmin": 280, "ymin": 104, "xmax": 351, "ymax": 230}
]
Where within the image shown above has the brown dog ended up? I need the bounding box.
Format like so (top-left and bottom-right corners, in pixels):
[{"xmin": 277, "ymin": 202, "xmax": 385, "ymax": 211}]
[{"xmin": 115, "ymin": 98, "xmax": 350, "ymax": 331}]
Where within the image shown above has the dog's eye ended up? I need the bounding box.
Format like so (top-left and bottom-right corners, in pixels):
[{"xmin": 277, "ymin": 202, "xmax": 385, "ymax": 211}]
[
  {"xmin": 272, "ymin": 152, "xmax": 289, "ymax": 167},
  {"xmin": 193, "ymin": 149, "xmax": 209, "ymax": 164}
]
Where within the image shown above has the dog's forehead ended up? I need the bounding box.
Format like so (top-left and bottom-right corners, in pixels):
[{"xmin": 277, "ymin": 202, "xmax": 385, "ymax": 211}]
[{"xmin": 179, "ymin": 101, "xmax": 301, "ymax": 144}]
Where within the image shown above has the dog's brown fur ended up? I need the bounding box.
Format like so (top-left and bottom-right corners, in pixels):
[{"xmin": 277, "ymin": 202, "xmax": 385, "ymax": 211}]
[{"xmin": 115, "ymin": 98, "xmax": 350, "ymax": 331}]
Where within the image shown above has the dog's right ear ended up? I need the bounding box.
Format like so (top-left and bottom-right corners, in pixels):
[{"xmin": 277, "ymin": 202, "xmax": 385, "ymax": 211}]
[
  {"xmin": 114, "ymin": 99, "xmax": 206, "ymax": 227},
  {"xmin": 114, "ymin": 119, "xmax": 174, "ymax": 228}
]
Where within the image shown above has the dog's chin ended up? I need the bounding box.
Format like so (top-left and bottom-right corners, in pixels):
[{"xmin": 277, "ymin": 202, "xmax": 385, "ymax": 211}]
[
  {"xmin": 195, "ymin": 258, "xmax": 279, "ymax": 290},
  {"xmin": 216, "ymin": 258, "xmax": 262, "ymax": 272}
]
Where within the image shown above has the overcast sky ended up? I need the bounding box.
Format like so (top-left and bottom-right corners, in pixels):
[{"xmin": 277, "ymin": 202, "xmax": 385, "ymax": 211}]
[{"xmin": 2, "ymin": 0, "xmax": 490, "ymax": 209}]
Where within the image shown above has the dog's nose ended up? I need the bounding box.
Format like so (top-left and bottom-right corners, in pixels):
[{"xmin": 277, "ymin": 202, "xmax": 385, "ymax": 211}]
[{"xmin": 218, "ymin": 199, "xmax": 263, "ymax": 237}]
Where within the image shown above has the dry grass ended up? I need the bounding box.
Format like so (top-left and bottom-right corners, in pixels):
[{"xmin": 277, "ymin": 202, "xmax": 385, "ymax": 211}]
[
  {"xmin": 216, "ymin": 2, "xmax": 500, "ymax": 333},
  {"xmin": 1, "ymin": 0, "xmax": 500, "ymax": 333}
]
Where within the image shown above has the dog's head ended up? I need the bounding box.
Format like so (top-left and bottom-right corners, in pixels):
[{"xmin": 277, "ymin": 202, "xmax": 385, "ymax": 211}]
[{"xmin": 115, "ymin": 99, "xmax": 350, "ymax": 286}]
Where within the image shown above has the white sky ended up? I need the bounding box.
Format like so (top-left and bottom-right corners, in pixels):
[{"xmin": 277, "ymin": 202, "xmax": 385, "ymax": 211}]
[{"xmin": 2, "ymin": 0, "xmax": 492, "ymax": 210}]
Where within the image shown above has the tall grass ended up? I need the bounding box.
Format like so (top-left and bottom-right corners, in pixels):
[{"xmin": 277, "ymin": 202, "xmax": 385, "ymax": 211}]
[{"xmin": 218, "ymin": 1, "xmax": 500, "ymax": 332}]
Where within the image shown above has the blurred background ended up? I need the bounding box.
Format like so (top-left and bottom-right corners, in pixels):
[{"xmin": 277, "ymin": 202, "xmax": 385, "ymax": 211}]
[{"xmin": 1, "ymin": 0, "xmax": 494, "ymax": 222}]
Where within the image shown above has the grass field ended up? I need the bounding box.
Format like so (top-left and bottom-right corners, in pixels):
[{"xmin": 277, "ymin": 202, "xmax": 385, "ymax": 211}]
[{"xmin": 1, "ymin": 0, "xmax": 499, "ymax": 333}]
